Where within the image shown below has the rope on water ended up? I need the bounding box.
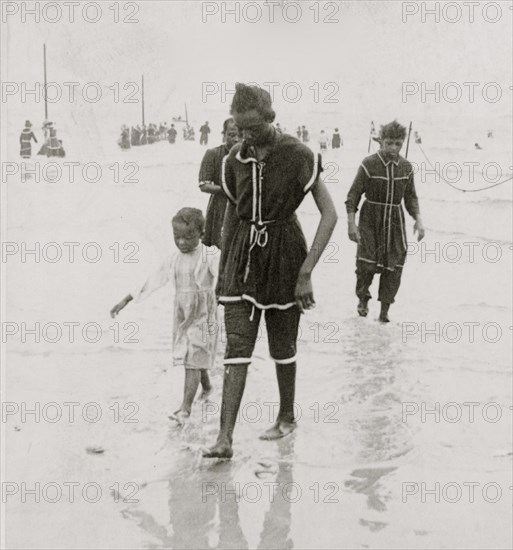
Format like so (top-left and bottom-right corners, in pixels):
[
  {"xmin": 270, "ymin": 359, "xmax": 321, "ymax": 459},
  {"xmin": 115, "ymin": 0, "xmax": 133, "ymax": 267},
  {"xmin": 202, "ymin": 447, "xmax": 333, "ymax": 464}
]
[{"xmin": 416, "ymin": 143, "xmax": 512, "ymax": 193}]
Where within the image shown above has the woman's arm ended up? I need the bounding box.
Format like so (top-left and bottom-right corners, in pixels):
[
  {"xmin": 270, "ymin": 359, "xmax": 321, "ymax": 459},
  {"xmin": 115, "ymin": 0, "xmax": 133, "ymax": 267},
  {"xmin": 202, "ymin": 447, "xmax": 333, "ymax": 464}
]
[
  {"xmin": 345, "ymin": 165, "xmax": 366, "ymax": 243},
  {"xmin": 295, "ymin": 180, "xmax": 338, "ymax": 312},
  {"xmin": 199, "ymin": 182, "xmax": 225, "ymax": 195},
  {"xmin": 404, "ymin": 170, "xmax": 425, "ymax": 241}
]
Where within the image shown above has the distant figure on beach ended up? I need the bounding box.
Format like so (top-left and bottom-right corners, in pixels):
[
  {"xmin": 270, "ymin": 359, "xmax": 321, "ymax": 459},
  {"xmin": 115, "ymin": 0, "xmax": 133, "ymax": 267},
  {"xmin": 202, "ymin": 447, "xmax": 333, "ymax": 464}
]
[
  {"xmin": 296, "ymin": 126, "xmax": 301, "ymax": 139},
  {"xmin": 19, "ymin": 120, "xmax": 38, "ymax": 159},
  {"xmin": 200, "ymin": 121, "xmax": 211, "ymax": 145},
  {"xmin": 37, "ymin": 121, "xmax": 52, "ymax": 155},
  {"xmin": 199, "ymin": 118, "xmax": 239, "ymax": 249},
  {"xmin": 475, "ymin": 142, "xmax": 483, "ymax": 150},
  {"xmin": 319, "ymin": 130, "xmax": 329, "ymax": 153},
  {"xmin": 202, "ymin": 83, "xmax": 337, "ymax": 459},
  {"xmin": 46, "ymin": 123, "xmax": 62, "ymax": 157},
  {"xmin": 110, "ymin": 208, "xmax": 219, "ymax": 424},
  {"xmin": 414, "ymin": 131, "xmax": 422, "ymax": 144},
  {"xmin": 346, "ymin": 120, "xmax": 425, "ymax": 323},
  {"xmin": 301, "ymin": 125, "xmax": 309, "ymax": 143},
  {"xmin": 140, "ymin": 125, "xmax": 148, "ymax": 145},
  {"xmin": 57, "ymin": 139, "xmax": 65, "ymax": 157},
  {"xmin": 332, "ymin": 128, "xmax": 341, "ymax": 149},
  {"xmin": 130, "ymin": 126, "xmax": 137, "ymax": 146},
  {"xmin": 184, "ymin": 125, "xmax": 195, "ymax": 141},
  {"xmin": 147, "ymin": 124, "xmax": 156, "ymax": 144},
  {"xmin": 119, "ymin": 125, "xmax": 131, "ymax": 149},
  {"xmin": 167, "ymin": 124, "xmax": 177, "ymax": 144},
  {"xmin": 487, "ymin": 130, "xmax": 493, "ymax": 138}
]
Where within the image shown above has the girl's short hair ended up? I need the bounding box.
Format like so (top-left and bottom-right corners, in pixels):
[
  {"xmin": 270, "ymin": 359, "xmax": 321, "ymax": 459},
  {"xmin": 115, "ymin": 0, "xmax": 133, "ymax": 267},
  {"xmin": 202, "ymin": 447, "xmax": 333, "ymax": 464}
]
[
  {"xmin": 230, "ymin": 83, "xmax": 276, "ymax": 122},
  {"xmin": 172, "ymin": 207, "xmax": 205, "ymax": 234},
  {"xmin": 379, "ymin": 120, "xmax": 407, "ymax": 140}
]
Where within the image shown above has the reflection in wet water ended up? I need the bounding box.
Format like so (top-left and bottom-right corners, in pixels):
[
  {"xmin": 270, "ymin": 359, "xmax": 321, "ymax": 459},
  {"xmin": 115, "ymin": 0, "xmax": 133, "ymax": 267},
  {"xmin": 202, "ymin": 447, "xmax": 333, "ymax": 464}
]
[
  {"xmin": 345, "ymin": 466, "xmax": 397, "ymax": 512},
  {"xmin": 123, "ymin": 438, "xmax": 297, "ymax": 549},
  {"xmin": 335, "ymin": 320, "xmax": 414, "ymax": 466},
  {"xmin": 119, "ymin": 312, "xmax": 510, "ymax": 549}
]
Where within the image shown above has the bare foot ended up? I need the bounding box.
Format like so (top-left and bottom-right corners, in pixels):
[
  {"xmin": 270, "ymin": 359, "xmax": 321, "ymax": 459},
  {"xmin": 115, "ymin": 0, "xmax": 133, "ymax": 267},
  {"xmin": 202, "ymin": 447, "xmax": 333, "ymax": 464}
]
[
  {"xmin": 198, "ymin": 387, "xmax": 213, "ymax": 401},
  {"xmin": 168, "ymin": 410, "xmax": 190, "ymax": 426},
  {"xmin": 259, "ymin": 421, "xmax": 297, "ymax": 441},
  {"xmin": 378, "ymin": 315, "xmax": 390, "ymax": 323},
  {"xmin": 202, "ymin": 440, "xmax": 233, "ymax": 459}
]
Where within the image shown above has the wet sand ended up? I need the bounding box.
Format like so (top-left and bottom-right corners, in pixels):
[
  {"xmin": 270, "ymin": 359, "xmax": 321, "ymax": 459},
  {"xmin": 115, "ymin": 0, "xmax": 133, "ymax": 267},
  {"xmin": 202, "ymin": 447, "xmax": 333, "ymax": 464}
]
[{"xmin": 3, "ymin": 141, "xmax": 512, "ymax": 549}]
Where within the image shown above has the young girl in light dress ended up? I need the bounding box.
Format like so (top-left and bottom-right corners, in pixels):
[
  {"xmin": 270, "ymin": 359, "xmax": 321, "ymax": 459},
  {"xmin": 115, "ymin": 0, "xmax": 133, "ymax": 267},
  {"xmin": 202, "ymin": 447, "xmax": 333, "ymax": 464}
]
[{"xmin": 111, "ymin": 207, "xmax": 220, "ymax": 424}]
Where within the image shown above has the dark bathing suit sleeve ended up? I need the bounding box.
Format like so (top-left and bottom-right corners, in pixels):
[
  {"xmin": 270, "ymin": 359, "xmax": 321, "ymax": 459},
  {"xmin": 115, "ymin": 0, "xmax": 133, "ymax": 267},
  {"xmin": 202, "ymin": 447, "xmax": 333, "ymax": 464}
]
[
  {"xmin": 345, "ymin": 164, "xmax": 367, "ymax": 214},
  {"xmin": 198, "ymin": 148, "xmax": 216, "ymax": 183},
  {"xmin": 403, "ymin": 167, "xmax": 420, "ymax": 219},
  {"xmin": 220, "ymin": 150, "xmax": 237, "ymax": 204}
]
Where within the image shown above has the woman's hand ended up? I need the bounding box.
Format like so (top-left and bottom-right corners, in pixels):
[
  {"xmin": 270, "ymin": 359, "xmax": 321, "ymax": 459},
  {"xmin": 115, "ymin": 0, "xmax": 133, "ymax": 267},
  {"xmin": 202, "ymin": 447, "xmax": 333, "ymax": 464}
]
[
  {"xmin": 295, "ymin": 271, "xmax": 315, "ymax": 313},
  {"xmin": 348, "ymin": 222, "xmax": 361, "ymax": 244},
  {"xmin": 413, "ymin": 219, "xmax": 425, "ymax": 241}
]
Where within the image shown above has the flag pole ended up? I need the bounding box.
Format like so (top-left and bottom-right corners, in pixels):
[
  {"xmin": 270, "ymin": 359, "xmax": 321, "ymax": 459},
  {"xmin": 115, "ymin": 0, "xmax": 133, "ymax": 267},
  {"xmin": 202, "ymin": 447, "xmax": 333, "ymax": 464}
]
[
  {"xmin": 367, "ymin": 120, "xmax": 374, "ymax": 153},
  {"xmin": 405, "ymin": 121, "xmax": 412, "ymax": 158},
  {"xmin": 43, "ymin": 44, "xmax": 48, "ymax": 121},
  {"xmin": 141, "ymin": 75, "xmax": 145, "ymax": 126}
]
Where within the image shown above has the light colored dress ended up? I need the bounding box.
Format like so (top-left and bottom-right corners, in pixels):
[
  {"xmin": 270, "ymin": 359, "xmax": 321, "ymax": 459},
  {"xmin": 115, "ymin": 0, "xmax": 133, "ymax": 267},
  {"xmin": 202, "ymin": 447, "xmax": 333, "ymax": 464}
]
[{"xmin": 132, "ymin": 244, "xmax": 220, "ymax": 370}]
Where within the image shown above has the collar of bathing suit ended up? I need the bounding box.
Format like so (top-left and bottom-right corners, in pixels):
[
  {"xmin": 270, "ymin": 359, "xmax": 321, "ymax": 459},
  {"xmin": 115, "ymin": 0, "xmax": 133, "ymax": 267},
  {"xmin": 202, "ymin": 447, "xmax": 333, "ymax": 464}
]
[
  {"xmin": 377, "ymin": 151, "xmax": 400, "ymax": 167},
  {"xmin": 238, "ymin": 126, "xmax": 278, "ymax": 162}
]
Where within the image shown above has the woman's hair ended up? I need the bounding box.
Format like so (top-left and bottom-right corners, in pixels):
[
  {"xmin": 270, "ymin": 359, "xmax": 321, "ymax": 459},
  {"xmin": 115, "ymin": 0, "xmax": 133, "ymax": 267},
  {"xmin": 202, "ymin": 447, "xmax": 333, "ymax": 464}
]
[
  {"xmin": 230, "ymin": 83, "xmax": 276, "ymax": 122},
  {"xmin": 222, "ymin": 117, "xmax": 235, "ymax": 134},
  {"xmin": 172, "ymin": 207, "xmax": 205, "ymax": 234},
  {"xmin": 379, "ymin": 120, "xmax": 407, "ymax": 140}
]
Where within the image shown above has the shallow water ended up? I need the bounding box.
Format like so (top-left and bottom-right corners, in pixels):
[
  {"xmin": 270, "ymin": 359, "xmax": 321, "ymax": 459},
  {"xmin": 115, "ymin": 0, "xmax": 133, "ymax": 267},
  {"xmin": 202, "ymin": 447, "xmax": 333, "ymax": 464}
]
[{"xmin": 3, "ymin": 139, "xmax": 512, "ymax": 549}]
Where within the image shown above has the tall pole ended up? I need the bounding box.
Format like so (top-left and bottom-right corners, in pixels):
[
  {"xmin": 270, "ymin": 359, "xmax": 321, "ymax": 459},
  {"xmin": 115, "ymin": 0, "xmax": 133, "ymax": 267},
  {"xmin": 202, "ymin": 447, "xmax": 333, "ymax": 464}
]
[
  {"xmin": 141, "ymin": 75, "xmax": 145, "ymax": 126},
  {"xmin": 43, "ymin": 44, "xmax": 48, "ymax": 121},
  {"xmin": 367, "ymin": 120, "xmax": 374, "ymax": 153},
  {"xmin": 184, "ymin": 102, "xmax": 188, "ymax": 126},
  {"xmin": 405, "ymin": 121, "xmax": 413, "ymax": 158}
]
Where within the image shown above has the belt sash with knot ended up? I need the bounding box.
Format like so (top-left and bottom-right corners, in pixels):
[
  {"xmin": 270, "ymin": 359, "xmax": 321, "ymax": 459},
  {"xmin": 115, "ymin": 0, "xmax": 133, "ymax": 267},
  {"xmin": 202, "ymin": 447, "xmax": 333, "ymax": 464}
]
[{"xmin": 243, "ymin": 215, "xmax": 297, "ymax": 283}]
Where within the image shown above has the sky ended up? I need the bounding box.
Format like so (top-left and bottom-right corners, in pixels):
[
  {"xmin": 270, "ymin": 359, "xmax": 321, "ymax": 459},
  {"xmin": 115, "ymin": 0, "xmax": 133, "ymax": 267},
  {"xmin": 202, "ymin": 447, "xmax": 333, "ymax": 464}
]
[{"xmin": 2, "ymin": 0, "xmax": 512, "ymax": 134}]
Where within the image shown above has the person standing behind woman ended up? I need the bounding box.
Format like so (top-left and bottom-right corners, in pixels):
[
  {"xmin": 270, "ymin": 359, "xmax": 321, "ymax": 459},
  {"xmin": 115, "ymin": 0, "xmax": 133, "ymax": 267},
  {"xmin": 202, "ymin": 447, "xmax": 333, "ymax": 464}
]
[
  {"xmin": 203, "ymin": 84, "xmax": 338, "ymax": 459},
  {"xmin": 198, "ymin": 118, "xmax": 239, "ymax": 249},
  {"xmin": 345, "ymin": 120, "xmax": 425, "ymax": 322}
]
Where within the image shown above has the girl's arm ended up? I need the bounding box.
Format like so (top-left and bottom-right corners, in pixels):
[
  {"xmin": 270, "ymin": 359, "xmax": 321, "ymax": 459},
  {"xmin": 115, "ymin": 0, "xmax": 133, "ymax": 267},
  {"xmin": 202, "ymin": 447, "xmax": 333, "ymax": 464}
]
[
  {"xmin": 110, "ymin": 294, "xmax": 133, "ymax": 318},
  {"xmin": 295, "ymin": 180, "xmax": 338, "ymax": 312},
  {"xmin": 110, "ymin": 257, "xmax": 173, "ymax": 317},
  {"xmin": 131, "ymin": 257, "xmax": 173, "ymax": 302}
]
